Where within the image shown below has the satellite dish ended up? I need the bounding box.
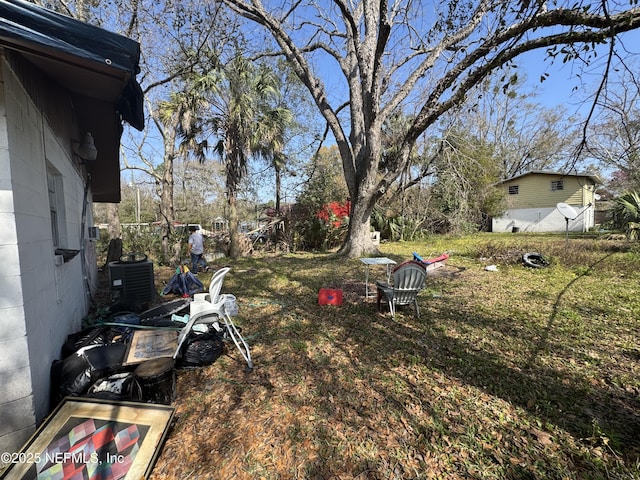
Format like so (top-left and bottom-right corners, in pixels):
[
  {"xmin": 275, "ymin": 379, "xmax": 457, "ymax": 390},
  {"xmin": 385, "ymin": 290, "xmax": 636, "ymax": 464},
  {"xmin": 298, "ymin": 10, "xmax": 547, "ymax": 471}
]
[
  {"xmin": 557, "ymin": 203, "xmax": 579, "ymax": 245},
  {"xmin": 556, "ymin": 202, "xmax": 578, "ymax": 220}
]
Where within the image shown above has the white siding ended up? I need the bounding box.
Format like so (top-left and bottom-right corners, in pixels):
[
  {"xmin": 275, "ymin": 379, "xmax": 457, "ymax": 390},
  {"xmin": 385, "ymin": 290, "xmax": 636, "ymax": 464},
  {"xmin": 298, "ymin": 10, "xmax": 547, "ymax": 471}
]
[
  {"xmin": 0, "ymin": 56, "xmax": 92, "ymax": 459},
  {"xmin": 493, "ymin": 205, "xmax": 595, "ymax": 233},
  {"xmin": 494, "ymin": 173, "xmax": 598, "ymax": 233}
]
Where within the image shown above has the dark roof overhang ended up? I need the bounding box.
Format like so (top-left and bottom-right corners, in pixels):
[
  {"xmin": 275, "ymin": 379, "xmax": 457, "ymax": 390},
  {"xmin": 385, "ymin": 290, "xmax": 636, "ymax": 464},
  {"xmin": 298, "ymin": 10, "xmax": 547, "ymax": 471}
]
[{"xmin": 0, "ymin": 0, "xmax": 144, "ymax": 202}]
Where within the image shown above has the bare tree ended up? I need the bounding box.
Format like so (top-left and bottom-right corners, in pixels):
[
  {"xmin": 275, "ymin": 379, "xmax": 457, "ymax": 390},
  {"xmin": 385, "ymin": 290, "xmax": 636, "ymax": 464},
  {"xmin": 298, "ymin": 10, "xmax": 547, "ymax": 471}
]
[
  {"xmin": 585, "ymin": 63, "xmax": 640, "ymax": 191},
  {"xmin": 41, "ymin": 0, "xmax": 234, "ymax": 260},
  {"xmin": 220, "ymin": 0, "xmax": 640, "ymax": 257},
  {"xmin": 454, "ymin": 75, "xmax": 581, "ymax": 179}
]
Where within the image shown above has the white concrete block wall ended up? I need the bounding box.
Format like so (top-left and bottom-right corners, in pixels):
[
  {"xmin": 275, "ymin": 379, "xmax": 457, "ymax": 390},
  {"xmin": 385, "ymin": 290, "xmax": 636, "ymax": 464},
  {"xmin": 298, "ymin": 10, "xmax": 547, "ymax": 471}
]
[
  {"xmin": 0, "ymin": 347, "xmax": 35, "ymax": 450},
  {"xmin": 493, "ymin": 206, "xmax": 594, "ymax": 233},
  {"xmin": 0, "ymin": 58, "xmax": 91, "ymax": 459},
  {"xmin": 0, "ymin": 62, "xmax": 36, "ymax": 457}
]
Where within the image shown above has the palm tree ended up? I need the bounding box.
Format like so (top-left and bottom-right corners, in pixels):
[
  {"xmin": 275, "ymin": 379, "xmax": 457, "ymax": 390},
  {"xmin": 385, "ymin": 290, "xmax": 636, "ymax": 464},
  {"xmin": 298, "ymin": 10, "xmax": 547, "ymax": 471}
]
[
  {"xmin": 254, "ymin": 104, "xmax": 293, "ymax": 214},
  {"xmin": 154, "ymin": 80, "xmax": 214, "ymax": 262},
  {"xmin": 612, "ymin": 191, "xmax": 640, "ymax": 240},
  {"xmin": 137, "ymin": 46, "xmax": 222, "ymax": 263},
  {"xmin": 210, "ymin": 53, "xmax": 291, "ymax": 257},
  {"xmin": 153, "ymin": 93, "xmax": 185, "ymax": 262},
  {"xmin": 164, "ymin": 49, "xmax": 292, "ymax": 258}
]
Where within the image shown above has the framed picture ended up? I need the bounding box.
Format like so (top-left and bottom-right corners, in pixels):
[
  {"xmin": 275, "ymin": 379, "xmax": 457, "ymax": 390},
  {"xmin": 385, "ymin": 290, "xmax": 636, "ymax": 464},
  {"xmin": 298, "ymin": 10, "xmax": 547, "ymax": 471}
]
[
  {"xmin": 123, "ymin": 329, "xmax": 178, "ymax": 366},
  {"xmin": 1, "ymin": 397, "xmax": 174, "ymax": 480}
]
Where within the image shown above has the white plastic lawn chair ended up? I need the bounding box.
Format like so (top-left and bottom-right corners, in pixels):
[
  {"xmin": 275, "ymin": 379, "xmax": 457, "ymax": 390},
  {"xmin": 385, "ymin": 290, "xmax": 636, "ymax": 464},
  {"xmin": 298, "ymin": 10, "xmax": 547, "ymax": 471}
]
[
  {"xmin": 173, "ymin": 267, "xmax": 253, "ymax": 371},
  {"xmin": 376, "ymin": 261, "xmax": 427, "ymax": 318}
]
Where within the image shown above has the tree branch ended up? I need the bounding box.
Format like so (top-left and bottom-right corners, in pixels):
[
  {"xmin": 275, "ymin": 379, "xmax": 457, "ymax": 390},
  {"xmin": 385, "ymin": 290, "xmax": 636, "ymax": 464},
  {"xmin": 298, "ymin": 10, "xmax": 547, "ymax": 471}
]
[{"xmin": 375, "ymin": 7, "xmax": 640, "ymax": 198}]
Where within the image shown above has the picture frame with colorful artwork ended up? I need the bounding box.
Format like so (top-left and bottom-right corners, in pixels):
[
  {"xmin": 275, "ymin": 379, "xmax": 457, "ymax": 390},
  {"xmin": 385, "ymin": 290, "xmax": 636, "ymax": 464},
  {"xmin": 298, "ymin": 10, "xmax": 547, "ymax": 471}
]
[{"xmin": 1, "ymin": 397, "xmax": 174, "ymax": 480}]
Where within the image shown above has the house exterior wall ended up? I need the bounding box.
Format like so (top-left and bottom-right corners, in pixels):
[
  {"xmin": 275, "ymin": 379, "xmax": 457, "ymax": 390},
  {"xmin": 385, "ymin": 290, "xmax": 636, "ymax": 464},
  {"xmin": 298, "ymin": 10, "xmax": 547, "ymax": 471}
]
[
  {"xmin": 0, "ymin": 55, "xmax": 97, "ymax": 459},
  {"xmin": 493, "ymin": 173, "xmax": 597, "ymax": 233},
  {"xmin": 492, "ymin": 205, "xmax": 595, "ymax": 233}
]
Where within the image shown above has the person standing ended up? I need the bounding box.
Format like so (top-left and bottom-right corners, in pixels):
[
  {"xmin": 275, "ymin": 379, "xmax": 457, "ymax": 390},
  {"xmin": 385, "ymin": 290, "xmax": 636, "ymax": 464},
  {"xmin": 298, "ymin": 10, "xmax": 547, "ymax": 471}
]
[{"xmin": 187, "ymin": 225, "xmax": 208, "ymax": 274}]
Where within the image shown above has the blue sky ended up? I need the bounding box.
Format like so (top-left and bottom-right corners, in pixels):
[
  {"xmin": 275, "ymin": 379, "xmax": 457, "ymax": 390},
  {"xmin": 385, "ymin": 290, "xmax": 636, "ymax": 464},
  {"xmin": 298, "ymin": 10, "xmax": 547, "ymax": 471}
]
[
  {"xmin": 518, "ymin": 29, "xmax": 640, "ymax": 113},
  {"xmin": 124, "ymin": 10, "xmax": 640, "ymax": 202},
  {"xmin": 270, "ymin": 29, "xmax": 640, "ymax": 201}
]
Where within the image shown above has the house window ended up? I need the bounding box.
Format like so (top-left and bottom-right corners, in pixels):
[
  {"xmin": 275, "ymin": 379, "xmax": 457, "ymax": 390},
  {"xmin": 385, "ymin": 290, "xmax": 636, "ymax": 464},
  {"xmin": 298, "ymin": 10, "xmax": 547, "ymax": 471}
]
[
  {"xmin": 508, "ymin": 185, "xmax": 519, "ymax": 195},
  {"xmin": 47, "ymin": 165, "xmax": 66, "ymax": 247},
  {"xmin": 551, "ymin": 180, "xmax": 564, "ymax": 191}
]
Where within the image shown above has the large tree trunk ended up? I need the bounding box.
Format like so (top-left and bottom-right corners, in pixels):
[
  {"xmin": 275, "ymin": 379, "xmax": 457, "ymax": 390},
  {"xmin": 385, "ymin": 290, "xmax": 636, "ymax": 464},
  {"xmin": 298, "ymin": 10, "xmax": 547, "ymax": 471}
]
[
  {"xmin": 228, "ymin": 194, "xmax": 240, "ymax": 258},
  {"xmin": 338, "ymin": 188, "xmax": 378, "ymax": 258},
  {"xmin": 159, "ymin": 130, "xmax": 177, "ymax": 264},
  {"xmin": 337, "ymin": 128, "xmax": 382, "ymax": 258},
  {"xmin": 275, "ymin": 165, "xmax": 281, "ymax": 214},
  {"xmin": 106, "ymin": 203, "xmax": 121, "ymax": 240},
  {"xmin": 106, "ymin": 203, "xmax": 123, "ymax": 266}
]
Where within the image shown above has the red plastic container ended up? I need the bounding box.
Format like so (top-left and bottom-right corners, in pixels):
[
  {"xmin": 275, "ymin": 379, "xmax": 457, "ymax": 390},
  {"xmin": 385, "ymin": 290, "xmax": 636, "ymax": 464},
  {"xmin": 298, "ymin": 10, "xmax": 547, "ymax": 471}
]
[{"xmin": 318, "ymin": 288, "xmax": 343, "ymax": 306}]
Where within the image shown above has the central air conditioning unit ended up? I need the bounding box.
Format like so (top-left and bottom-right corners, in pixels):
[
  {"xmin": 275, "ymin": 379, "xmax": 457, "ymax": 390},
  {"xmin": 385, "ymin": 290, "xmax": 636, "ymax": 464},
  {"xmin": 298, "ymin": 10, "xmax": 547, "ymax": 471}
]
[{"xmin": 108, "ymin": 254, "xmax": 155, "ymax": 307}]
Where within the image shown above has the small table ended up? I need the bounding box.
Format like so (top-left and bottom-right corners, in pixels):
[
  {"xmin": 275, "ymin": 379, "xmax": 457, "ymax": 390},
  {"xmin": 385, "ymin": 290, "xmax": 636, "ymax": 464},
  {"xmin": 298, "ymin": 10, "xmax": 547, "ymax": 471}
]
[{"xmin": 360, "ymin": 257, "xmax": 397, "ymax": 298}]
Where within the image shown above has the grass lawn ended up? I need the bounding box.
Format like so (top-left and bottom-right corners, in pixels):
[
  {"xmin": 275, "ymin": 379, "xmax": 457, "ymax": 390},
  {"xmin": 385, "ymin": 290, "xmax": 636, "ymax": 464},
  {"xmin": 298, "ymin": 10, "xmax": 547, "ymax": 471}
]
[{"xmin": 149, "ymin": 233, "xmax": 640, "ymax": 479}]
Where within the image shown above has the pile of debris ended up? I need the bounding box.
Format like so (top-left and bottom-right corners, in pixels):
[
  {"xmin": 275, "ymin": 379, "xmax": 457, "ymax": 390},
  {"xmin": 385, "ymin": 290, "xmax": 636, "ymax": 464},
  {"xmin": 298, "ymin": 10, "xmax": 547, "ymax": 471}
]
[{"xmin": 50, "ymin": 300, "xmax": 226, "ymax": 407}]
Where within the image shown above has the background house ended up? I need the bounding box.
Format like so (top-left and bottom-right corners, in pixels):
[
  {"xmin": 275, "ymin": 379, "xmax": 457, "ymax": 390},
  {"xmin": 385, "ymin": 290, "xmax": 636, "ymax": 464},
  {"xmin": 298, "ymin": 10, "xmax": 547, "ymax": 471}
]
[
  {"xmin": 0, "ymin": 0, "xmax": 143, "ymax": 460},
  {"xmin": 492, "ymin": 171, "xmax": 601, "ymax": 233}
]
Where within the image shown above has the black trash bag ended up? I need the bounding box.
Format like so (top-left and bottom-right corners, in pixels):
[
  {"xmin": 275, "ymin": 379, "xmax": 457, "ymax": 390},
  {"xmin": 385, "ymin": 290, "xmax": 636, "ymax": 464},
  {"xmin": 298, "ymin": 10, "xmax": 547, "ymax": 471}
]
[
  {"xmin": 51, "ymin": 343, "xmax": 128, "ymax": 404},
  {"xmin": 86, "ymin": 372, "xmax": 143, "ymax": 402},
  {"xmin": 178, "ymin": 332, "xmax": 225, "ymax": 368},
  {"xmin": 134, "ymin": 358, "xmax": 176, "ymax": 404},
  {"xmin": 61, "ymin": 326, "xmax": 111, "ymax": 358},
  {"xmin": 83, "ymin": 343, "xmax": 128, "ymax": 371},
  {"xmin": 50, "ymin": 353, "xmax": 97, "ymax": 403},
  {"xmin": 61, "ymin": 325, "xmax": 133, "ymax": 358}
]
